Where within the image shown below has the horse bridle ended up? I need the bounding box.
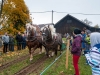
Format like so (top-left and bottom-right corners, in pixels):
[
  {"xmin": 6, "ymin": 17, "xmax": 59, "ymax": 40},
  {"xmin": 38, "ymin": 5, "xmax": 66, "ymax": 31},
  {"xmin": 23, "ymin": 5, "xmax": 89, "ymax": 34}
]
[
  {"xmin": 27, "ymin": 28, "xmax": 37, "ymax": 42},
  {"xmin": 42, "ymin": 26, "xmax": 52, "ymax": 41},
  {"xmin": 42, "ymin": 26, "xmax": 56, "ymax": 46}
]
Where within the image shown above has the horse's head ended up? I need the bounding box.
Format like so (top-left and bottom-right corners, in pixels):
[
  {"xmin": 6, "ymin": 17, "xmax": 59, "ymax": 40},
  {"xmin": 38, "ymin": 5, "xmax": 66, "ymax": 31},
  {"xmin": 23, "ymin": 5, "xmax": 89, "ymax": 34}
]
[
  {"xmin": 26, "ymin": 23, "xmax": 36, "ymax": 36},
  {"xmin": 27, "ymin": 26, "xmax": 36, "ymax": 41},
  {"xmin": 41, "ymin": 25, "xmax": 52, "ymax": 42}
]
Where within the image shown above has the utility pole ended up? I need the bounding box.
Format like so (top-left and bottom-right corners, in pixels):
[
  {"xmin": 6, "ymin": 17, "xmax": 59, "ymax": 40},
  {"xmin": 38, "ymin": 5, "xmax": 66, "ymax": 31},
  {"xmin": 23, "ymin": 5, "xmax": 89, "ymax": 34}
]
[
  {"xmin": 52, "ymin": 10, "xmax": 54, "ymax": 24},
  {"xmin": 0, "ymin": 0, "xmax": 4, "ymax": 18}
]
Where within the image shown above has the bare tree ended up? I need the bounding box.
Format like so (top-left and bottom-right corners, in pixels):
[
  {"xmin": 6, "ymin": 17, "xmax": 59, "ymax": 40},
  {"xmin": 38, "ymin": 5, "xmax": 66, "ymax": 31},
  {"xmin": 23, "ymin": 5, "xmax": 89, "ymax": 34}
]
[
  {"xmin": 0, "ymin": 0, "xmax": 4, "ymax": 18},
  {"xmin": 82, "ymin": 18, "xmax": 92, "ymax": 26}
]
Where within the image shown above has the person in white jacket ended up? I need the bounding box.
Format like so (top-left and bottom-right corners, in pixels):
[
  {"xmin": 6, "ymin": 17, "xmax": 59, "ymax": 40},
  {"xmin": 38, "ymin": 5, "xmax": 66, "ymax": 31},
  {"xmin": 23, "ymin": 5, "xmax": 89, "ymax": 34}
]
[{"xmin": 85, "ymin": 32, "xmax": 100, "ymax": 75}]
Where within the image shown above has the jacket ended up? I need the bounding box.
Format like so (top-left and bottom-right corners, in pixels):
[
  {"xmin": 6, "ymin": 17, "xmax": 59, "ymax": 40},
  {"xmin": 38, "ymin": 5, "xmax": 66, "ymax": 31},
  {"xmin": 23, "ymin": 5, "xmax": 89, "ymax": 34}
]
[
  {"xmin": 16, "ymin": 34, "xmax": 22, "ymax": 42},
  {"xmin": 85, "ymin": 44, "xmax": 100, "ymax": 75},
  {"xmin": 71, "ymin": 35, "xmax": 82, "ymax": 56},
  {"xmin": 2, "ymin": 35, "xmax": 9, "ymax": 43},
  {"xmin": 85, "ymin": 36, "xmax": 90, "ymax": 44}
]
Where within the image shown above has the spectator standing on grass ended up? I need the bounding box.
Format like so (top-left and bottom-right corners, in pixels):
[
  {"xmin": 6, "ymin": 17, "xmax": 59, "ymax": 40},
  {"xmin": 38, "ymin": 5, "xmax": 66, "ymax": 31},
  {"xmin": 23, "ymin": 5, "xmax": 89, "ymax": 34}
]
[
  {"xmin": 15, "ymin": 32, "xmax": 22, "ymax": 50},
  {"xmin": 9, "ymin": 34, "xmax": 14, "ymax": 51},
  {"xmin": 84, "ymin": 33, "xmax": 91, "ymax": 65},
  {"xmin": 71, "ymin": 28, "xmax": 82, "ymax": 75},
  {"xmin": 0, "ymin": 35, "xmax": 3, "ymax": 48},
  {"xmin": 85, "ymin": 33, "xmax": 91, "ymax": 50},
  {"xmin": 22, "ymin": 34, "xmax": 26, "ymax": 49},
  {"xmin": 81, "ymin": 30, "xmax": 86, "ymax": 55},
  {"xmin": 2, "ymin": 32, "xmax": 9, "ymax": 53},
  {"xmin": 85, "ymin": 32, "xmax": 100, "ymax": 75},
  {"xmin": 83, "ymin": 27, "xmax": 91, "ymax": 35},
  {"xmin": 66, "ymin": 33, "xmax": 70, "ymax": 39}
]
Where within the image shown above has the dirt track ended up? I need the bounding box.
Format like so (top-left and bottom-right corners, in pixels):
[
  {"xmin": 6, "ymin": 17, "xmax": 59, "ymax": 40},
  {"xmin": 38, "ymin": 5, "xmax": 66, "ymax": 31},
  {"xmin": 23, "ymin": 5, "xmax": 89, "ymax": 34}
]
[
  {"xmin": 14, "ymin": 55, "xmax": 47, "ymax": 75},
  {"xmin": 0, "ymin": 50, "xmax": 39, "ymax": 72}
]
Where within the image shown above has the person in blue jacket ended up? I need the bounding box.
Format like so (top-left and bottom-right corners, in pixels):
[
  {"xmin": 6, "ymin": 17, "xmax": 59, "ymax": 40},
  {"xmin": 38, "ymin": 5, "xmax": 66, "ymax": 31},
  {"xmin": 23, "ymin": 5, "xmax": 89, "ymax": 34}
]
[{"xmin": 81, "ymin": 30, "xmax": 86, "ymax": 55}]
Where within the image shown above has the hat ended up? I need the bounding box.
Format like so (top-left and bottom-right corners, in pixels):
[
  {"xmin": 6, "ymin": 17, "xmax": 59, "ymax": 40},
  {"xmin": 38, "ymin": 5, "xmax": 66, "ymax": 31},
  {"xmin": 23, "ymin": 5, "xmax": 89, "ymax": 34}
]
[{"xmin": 74, "ymin": 28, "xmax": 81, "ymax": 35}]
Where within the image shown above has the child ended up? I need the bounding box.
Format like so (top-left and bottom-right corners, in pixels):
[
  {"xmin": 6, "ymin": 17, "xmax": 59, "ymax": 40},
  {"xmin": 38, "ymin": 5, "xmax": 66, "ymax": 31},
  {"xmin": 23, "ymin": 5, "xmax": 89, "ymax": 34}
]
[
  {"xmin": 71, "ymin": 28, "xmax": 82, "ymax": 75},
  {"xmin": 85, "ymin": 32, "xmax": 100, "ymax": 75}
]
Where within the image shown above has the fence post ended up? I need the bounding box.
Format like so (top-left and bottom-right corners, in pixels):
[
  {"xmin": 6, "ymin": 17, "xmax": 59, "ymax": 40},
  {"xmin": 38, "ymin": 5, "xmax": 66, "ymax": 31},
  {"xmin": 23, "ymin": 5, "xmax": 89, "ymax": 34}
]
[{"xmin": 66, "ymin": 39, "xmax": 69, "ymax": 69}]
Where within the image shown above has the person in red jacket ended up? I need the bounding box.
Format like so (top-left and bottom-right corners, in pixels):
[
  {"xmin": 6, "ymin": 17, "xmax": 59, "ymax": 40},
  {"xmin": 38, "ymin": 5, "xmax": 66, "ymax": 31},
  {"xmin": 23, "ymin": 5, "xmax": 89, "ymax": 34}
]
[{"xmin": 71, "ymin": 28, "xmax": 82, "ymax": 75}]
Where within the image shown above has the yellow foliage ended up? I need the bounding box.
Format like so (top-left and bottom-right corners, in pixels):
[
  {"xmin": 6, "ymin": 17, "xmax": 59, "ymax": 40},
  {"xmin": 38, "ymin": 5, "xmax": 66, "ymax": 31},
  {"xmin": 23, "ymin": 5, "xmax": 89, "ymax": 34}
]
[{"xmin": 1, "ymin": 0, "xmax": 30, "ymax": 35}]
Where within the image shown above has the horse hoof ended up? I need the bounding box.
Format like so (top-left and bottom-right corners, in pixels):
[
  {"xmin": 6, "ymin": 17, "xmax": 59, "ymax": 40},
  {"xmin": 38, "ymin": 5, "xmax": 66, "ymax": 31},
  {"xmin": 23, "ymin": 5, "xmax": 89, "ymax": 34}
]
[
  {"xmin": 51, "ymin": 55, "xmax": 53, "ymax": 57},
  {"xmin": 39, "ymin": 52, "xmax": 42, "ymax": 54},
  {"xmin": 30, "ymin": 60, "xmax": 32, "ymax": 62},
  {"xmin": 30, "ymin": 58, "xmax": 33, "ymax": 62},
  {"xmin": 60, "ymin": 52, "xmax": 62, "ymax": 55},
  {"xmin": 49, "ymin": 55, "xmax": 51, "ymax": 57}
]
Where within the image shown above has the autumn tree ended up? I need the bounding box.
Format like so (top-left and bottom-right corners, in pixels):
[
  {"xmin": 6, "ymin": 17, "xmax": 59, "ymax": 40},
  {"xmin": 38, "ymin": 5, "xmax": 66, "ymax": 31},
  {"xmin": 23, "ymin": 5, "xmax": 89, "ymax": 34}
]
[
  {"xmin": 0, "ymin": 0, "xmax": 30, "ymax": 34},
  {"xmin": 94, "ymin": 24, "xmax": 99, "ymax": 28}
]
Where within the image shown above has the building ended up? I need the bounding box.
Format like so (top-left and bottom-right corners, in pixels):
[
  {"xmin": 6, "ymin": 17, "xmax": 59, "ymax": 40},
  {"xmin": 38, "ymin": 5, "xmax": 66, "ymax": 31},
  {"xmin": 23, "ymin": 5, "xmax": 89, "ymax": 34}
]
[
  {"xmin": 54, "ymin": 14, "xmax": 100, "ymax": 35},
  {"xmin": 38, "ymin": 23, "xmax": 54, "ymax": 28}
]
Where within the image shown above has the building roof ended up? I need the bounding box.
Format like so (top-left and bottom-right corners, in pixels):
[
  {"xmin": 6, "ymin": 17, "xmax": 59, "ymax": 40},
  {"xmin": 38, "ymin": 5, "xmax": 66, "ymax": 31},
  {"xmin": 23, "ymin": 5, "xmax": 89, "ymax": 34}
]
[
  {"xmin": 54, "ymin": 14, "xmax": 100, "ymax": 30},
  {"xmin": 38, "ymin": 23, "xmax": 54, "ymax": 28}
]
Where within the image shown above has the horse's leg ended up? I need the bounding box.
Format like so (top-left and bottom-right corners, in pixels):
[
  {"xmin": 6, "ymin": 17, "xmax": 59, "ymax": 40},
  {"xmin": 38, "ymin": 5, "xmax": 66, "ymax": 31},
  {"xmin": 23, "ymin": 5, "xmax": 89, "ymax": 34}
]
[
  {"xmin": 60, "ymin": 44, "xmax": 62, "ymax": 55},
  {"xmin": 29, "ymin": 47, "xmax": 33, "ymax": 61},
  {"xmin": 46, "ymin": 48, "xmax": 49, "ymax": 57},
  {"xmin": 39, "ymin": 45, "xmax": 42, "ymax": 54},
  {"xmin": 55, "ymin": 48, "xmax": 58, "ymax": 56},
  {"xmin": 45, "ymin": 48, "xmax": 47, "ymax": 55}
]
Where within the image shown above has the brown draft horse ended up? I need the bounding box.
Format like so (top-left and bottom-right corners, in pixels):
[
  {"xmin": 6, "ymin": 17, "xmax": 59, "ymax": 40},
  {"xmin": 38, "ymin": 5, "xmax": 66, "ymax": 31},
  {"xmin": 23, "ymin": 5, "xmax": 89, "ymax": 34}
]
[
  {"xmin": 41, "ymin": 25, "xmax": 62, "ymax": 57},
  {"xmin": 26, "ymin": 24, "xmax": 42, "ymax": 61}
]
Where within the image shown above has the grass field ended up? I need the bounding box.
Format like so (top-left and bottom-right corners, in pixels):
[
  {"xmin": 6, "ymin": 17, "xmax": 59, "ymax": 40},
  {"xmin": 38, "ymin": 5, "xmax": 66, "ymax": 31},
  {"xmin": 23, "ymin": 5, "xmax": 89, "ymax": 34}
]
[
  {"xmin": 29, "ymin": 50, "xmax": 92, "ymax": 75},
  {"xmin": 0, "ymin": 53, "xmax": 45, "ymax": 75},
  {"xmin": 0, "ymin": 50, "xmax": 92, "ymax": 75},
  {"xmin": 0, "ymin": 48, "xmax": 29, "ymax": 66},
  {"xmin": 42, "ymin": 51, "xmax": 92, "ymax": 75},
  {"xmin": 0, "ymin": 38, "xmax": 92, "ymax": 75}
]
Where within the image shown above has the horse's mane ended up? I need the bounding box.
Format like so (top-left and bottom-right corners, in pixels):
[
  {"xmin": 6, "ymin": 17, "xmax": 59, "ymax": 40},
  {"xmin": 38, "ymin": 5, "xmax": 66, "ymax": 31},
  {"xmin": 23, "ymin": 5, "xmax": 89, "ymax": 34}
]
[
  {"xmin": 41, "ymin": 25, "xmax": 55, "ymax": 42},
  {"xmin": 49, "ymin": 25, "xmax": 56, "ymax": 33},
  {"xmin": 26, "ymin": 23, "xmax": 41, "ymax": 36}
]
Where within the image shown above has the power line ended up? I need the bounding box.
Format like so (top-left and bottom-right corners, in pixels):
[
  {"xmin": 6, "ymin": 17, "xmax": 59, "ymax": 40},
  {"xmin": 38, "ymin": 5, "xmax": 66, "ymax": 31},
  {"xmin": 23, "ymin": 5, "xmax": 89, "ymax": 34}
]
[
  {"xmin": 30, "ymin": 11, "xmax": 51, "ymax": 13},
  {"xmin": 55, "ymin": 11, "xmax": 100, "ymax": 15},
  {"xmin": 30, "ymin": 10, "xmax": 100, "ymax": 15}
]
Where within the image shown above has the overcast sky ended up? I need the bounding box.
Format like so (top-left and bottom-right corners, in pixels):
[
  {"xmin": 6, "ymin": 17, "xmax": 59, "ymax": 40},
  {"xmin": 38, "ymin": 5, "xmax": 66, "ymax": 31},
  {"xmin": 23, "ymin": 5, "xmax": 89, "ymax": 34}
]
[
  {"xmin": 24, "ymin": 0, "xmax": 100, "ymax": 27},
  {"xmin": 1, "ymin": 0, "xmax": 100, "ymax": 26}
]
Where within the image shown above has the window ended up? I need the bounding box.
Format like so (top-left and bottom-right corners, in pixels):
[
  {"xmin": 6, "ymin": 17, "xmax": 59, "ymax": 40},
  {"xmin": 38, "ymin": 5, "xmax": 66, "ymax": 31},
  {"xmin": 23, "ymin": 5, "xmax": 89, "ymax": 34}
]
[{"xmin": 67, "ymin": 20, "xmax": 72, "ymax": 23}]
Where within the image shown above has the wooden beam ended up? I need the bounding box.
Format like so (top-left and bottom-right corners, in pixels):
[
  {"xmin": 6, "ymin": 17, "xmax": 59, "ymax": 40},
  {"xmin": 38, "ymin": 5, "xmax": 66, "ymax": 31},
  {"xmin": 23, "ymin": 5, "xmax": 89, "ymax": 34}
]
[{"xmin": 66, "ymin": 39, "xmax": 69, "ymax": 69}]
